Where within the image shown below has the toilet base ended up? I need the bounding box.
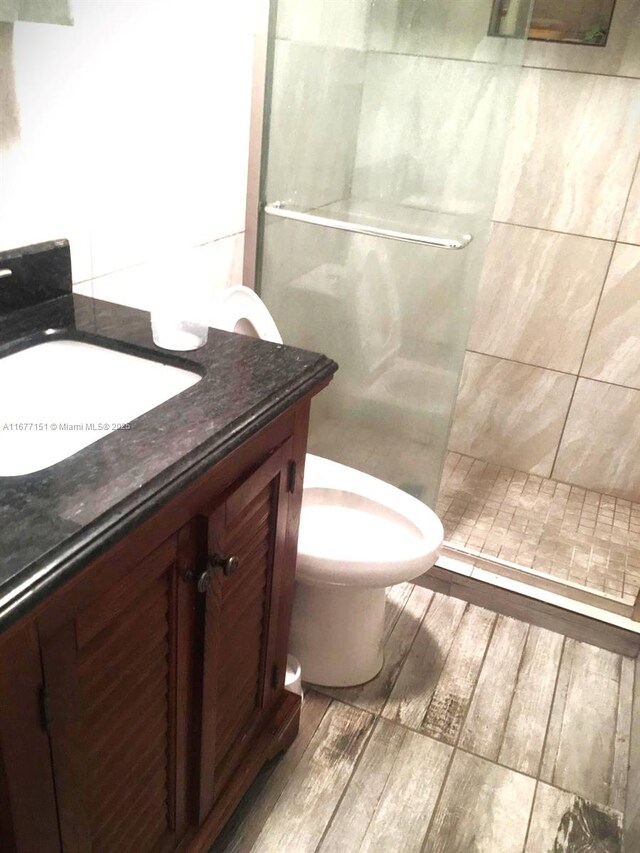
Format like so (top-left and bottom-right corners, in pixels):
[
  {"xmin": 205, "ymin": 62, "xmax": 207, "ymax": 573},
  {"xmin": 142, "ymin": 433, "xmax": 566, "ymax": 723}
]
[{"xmin": 289, "ymin": 582, "xmax": 386, "ymax": 687}]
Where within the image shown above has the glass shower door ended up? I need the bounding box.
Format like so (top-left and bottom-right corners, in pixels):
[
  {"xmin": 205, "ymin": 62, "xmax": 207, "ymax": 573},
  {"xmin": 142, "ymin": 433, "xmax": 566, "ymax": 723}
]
[{"xmin": 258, "ymin": 0, "xmax": 533, "ymax": 508}]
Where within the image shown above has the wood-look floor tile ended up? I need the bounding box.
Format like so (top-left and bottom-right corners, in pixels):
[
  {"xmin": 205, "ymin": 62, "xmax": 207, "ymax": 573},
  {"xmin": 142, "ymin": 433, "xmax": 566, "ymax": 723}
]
[
  {"xmin": 459, "ymin": 615, "xmax": 529, "ymax": 761},
  {"xmin": 317, "ymin": 584, "xmax": 434, "ymax": 714},
  {"xmin": 425, "ymin": 751, "xmax": 536, "ymax": 852},
  {"xmin": 525, "ymin": 782, "xmax": 623, "ymax": 852},
  {"xmin": 381, "ymin": 593, "xmax": 467, "ymax": 729},
  {"xmin": 382, "ymin": 582, "xmax": 415, "ymax": 641},
  {"xmin": 497, "ymin": 626, "xmax": 564, "ymax": 777},
  {"xmin": 420, "ymin": 604, "xmax": 496, "ymax": 744},
  {"xmin": 319, "ymin": 719, "xmax": 451, "ymax": 853},
  {"xmin": 211, "ymin": 691, "xmax": 331, "ymax": 853},
  {"xmin": 317, "ymin": 586, "xmax": 434, "ymax": 714},
  {"xmin": 611, "ymin": 655, "xmax": 635, "ymax": 812},
  {"xmin": 213, "ymin": 584, "xmax": 633, "ymax": 853},
  {"xmin": 541, "ymin": 640, "xmax": 632, "ymax": 807},
  {"xmin": 249, "ymin": 701, "xmax": 373, "ymax": 853}
]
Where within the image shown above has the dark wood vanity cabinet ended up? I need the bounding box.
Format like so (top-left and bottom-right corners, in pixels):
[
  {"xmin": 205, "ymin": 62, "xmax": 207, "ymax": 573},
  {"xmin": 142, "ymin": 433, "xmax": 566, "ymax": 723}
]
[
  {"xmin": 199, "ymin": 438, "xmax": 294, "ymax": 819},
  {"xmin": 0, "ymin": 401, "xmax": 312, "ymax": 853},
  {"xmin": 39, "ymin": 533, "xmax": 193, "ymax": 853}
]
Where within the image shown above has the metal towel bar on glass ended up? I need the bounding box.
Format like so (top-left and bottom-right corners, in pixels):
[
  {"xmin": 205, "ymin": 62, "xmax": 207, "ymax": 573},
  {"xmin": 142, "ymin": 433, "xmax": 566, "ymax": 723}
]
[{"xmin": 264, "ymin": 203, "xmax": 472, "ymax": 250}]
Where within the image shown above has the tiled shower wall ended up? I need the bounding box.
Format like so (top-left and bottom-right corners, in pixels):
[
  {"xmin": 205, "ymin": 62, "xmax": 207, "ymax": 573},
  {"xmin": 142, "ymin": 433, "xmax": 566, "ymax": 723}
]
[
  {"xmin": 0, "ymin": 0, "xmax": 254, "ymax": 306},
  {"xmin": 450, "ymin": 0, "xmax": 640, "ymax": 502}
]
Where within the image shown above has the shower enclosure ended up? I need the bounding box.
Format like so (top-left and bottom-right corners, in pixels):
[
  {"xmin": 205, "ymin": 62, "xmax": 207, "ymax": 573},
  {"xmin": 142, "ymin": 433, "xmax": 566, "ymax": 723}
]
[
  {"xmin": 257, "ymin": 0, "xmax": 532, "ymax": 505},
  {"xmin": 250, "ymin": 0, "xmax": 640, "ymax": 619}
]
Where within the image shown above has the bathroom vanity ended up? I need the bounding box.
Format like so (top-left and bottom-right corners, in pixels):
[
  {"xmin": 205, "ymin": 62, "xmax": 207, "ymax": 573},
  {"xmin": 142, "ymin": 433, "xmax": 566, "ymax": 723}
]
[{"xmin": 0, "ymin": 257, "xmax": 336, "ymax": 852}]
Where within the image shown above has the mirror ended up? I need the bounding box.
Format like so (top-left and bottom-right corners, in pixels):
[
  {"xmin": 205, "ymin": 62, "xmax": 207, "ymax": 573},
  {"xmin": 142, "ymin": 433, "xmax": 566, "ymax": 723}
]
[{"xmin": 490, "ymin": 0, "xmax": 616, "ymax": 45}]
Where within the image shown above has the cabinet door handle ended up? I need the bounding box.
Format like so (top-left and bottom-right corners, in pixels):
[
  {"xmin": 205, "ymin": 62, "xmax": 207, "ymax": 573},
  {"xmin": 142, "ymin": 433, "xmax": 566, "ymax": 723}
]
[
  {"xmin": 196, "ymin": 568, "xmax": 213, "ymax": 594},
  {"xmin": 209, "ymin": 553, "xmax": 240, "ymax": 577}
]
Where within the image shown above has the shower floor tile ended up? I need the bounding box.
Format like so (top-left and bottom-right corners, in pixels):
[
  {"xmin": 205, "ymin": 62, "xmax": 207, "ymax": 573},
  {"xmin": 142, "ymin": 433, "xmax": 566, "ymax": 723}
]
[{"xmin": 437, "ymin": 452, "xmax": 640, "ymax": 605}]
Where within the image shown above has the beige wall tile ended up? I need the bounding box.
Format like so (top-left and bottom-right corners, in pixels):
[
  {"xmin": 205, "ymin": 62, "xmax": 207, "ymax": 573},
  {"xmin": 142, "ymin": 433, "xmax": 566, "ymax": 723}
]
[
  {"xmin": 495, "ymin": 69, "xmax": 640, "ymax": 240},
  {"xmin": 470, "ymin": 224, "xmax": 612, "ymax": 372},
  {"xmin": 267, "ymin": 40, "xmax": 364, "ymax": 211},
  {"xmin": 524, "ymin": 0, "xmax": 640, "ymax": 77},
  {"xmin": 449, "ymin": 353, "xmax": 576, "ymax": 476},
  {"xmin": 367, "ymin": 0, "xmax": 528, "ymax": 65},
  {"xmin": 553, "ymin": 378, "xmax": 640, "ymax": 500},
  {"xmin": 276, "ymin": 0, "xmax": 370, "ymax": 49},
  {"xmin": 353, "ymin": 52, "xmax": 520, "ymax": 218},
  {"xmin": 619, "ymin": 167, "xmax": 640, "ymax": 245},
  {"xmin": 582, "ymin": 244, "xmax": 640, "ymax": 389}
]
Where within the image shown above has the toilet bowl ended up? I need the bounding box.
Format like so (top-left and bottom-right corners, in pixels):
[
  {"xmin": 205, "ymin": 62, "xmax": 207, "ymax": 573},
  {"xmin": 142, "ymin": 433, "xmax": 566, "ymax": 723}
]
[{"xmin": 209, "ymin": 285, "xmax": 444, "ymax": 687}]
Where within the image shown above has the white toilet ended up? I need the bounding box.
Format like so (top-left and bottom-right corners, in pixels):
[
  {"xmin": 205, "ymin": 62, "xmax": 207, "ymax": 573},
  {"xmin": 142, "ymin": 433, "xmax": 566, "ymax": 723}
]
[{"xmin": 209, "ymin": 286, "xmax": 444, "ymax": 687}]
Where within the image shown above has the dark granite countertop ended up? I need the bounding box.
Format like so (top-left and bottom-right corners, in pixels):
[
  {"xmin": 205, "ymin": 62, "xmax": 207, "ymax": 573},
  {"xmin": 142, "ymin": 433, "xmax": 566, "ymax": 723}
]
[{"xmin": 0, "ymin": 293, "xmax": 337, "ymax": 633}]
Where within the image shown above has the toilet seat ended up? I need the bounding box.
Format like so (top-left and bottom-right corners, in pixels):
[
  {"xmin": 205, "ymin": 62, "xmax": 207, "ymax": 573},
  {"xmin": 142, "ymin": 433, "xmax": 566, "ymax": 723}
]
[
  {"xmin": 210, "ymin": 286, "xmax": 282, "ymax": 344},
  {"xmin": 298, "ymin": 454, "xmax": 443, "ymax": 588}
]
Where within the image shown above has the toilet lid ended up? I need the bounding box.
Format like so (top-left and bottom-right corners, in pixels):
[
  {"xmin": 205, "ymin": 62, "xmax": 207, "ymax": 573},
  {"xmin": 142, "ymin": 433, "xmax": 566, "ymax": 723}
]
[{"xmin": 210, "ymin": 285, "xmax": 283, "ymax": 345}]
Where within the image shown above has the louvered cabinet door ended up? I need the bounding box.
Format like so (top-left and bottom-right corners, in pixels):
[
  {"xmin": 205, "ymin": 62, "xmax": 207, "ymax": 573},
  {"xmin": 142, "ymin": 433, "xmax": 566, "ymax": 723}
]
[
  {"xmin": 39, "ymin": 527, "xmax": 199, "ymax": 853},
  {"xmin": 198, "ymin": 440, "xmax": 293, "ymax": 817}
]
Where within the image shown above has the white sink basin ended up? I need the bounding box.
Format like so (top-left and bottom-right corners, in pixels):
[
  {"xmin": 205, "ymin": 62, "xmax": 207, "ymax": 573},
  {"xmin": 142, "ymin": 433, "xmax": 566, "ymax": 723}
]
[{"xmin": 0, "ymin": 339, "xmax": 201, "ymax": 476}]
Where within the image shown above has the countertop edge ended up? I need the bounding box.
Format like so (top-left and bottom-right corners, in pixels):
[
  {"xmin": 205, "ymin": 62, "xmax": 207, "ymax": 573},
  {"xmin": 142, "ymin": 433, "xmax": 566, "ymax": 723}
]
[{"xmin": 0, "ymin": 354, "xmax": 337, "ymax": 634}]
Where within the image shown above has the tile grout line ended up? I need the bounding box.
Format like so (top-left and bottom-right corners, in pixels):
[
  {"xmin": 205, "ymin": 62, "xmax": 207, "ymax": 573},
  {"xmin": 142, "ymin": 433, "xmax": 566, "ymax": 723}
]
[
  {"xmin": 418, "ymin": 736, "xmax": 459, "ymax": 853},
  {"xmin": 418, "ymin": 609, "xmax": 542, "ymax": 852},
  {"xmin": 520, "ymin": 62, "xmax": 640, "ymax": 83},
  {"xmin": 385, "ymin": 583, "xmax": 420, "ymax": 640},
  {"xmin": 443, "ymin": 538, "xmax": 632, "ymax": 606},
  {"xmin": 306, "ymin": 601, "xmax": 626, "ymax": 852},
  {"xmin": 319, "ymin": 656, "xmax": 632, "ymax": 848},
  {"xmin": 466, "ymin": 139, "xmax": 640, "ymax": 500},
  {"xmin": 533, "ymin": 635, "xmax": 568, "ymax": 783},
  {"xmin": 493, "ymin": 621, "xmax": 532, "ymax": 765},
  {"xmin": 311, "ymin": 583, "xmax": 438, "ymax": 852},
  {"xmin": 440, "ymin": 449, "xmax": 640, "ymax": 606},
  {"xmin": 310, "ymin": 586, "xmax": 439, "ymax": 714},
  {"xmin": 418, "ymin": 603, "xmax": 502, "ymax": 851},
  {"xmin": 277, "ymin": 38, "xmax": 640, "ymax": 84},
  {"xmin": 491, "ymin": 217, "xmax": 632, "ymax": 245},
  {"xmin": 315, "ymin": 590, "xmax": 462, "ymax": 852},
  {"xmin": 341, "ymin": 722, "xmax": 411, "ymax": 850},
  {"xmin": 546, "ymin": 638, "xmax": 579, "ymax": 791},
  {"xmin": 615, "ymin": 151, "xmax": 640, "ymax": 248},
  {"xmin": 610, "ymin": 654, "xmax": 625, "ymax": 812},
  {"xmin": 417, "ymin": 600, "xmax": 473, "ymax": 731},
  {"xmin": 464, "ymin": 348, "xmax": 640, "ymax": 394},
  {"xmin": 546, "ymin": 142, "xmax": 640, "ymax": 481},
  {"xmin": 378, "ymin": 588, "xmax": 439, "ymax": 720},
  {"xmin": 546, "ymin": 371, "xmax": 584, "ymax": 483},
  {"xmin": 74, "ymin": 230, "xmax": 246, "ymax": 288},
  {"xmin": 239, "ymin": 693, "xmax": 334, "ymax": 853},
  {"xmin": 449, "ymin": 607, "xmax": 502, "ymax": 751},
  {"xmin": 520, "ymin": 779, "xmax": 541, "ymax": 853},
  {"xmin": 624, "ymin": 659, "xmax": 638, "ymax": 826},
  {"xmin": 311, "ymin": 708, "xmax": 380, "ymax": 853}
]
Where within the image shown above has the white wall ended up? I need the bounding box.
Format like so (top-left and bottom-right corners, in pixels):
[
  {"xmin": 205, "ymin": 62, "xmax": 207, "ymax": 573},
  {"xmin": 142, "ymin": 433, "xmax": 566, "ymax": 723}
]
[{"xmin": 0, "ymin": 0, "xmax": 256, "ymax": 310}]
